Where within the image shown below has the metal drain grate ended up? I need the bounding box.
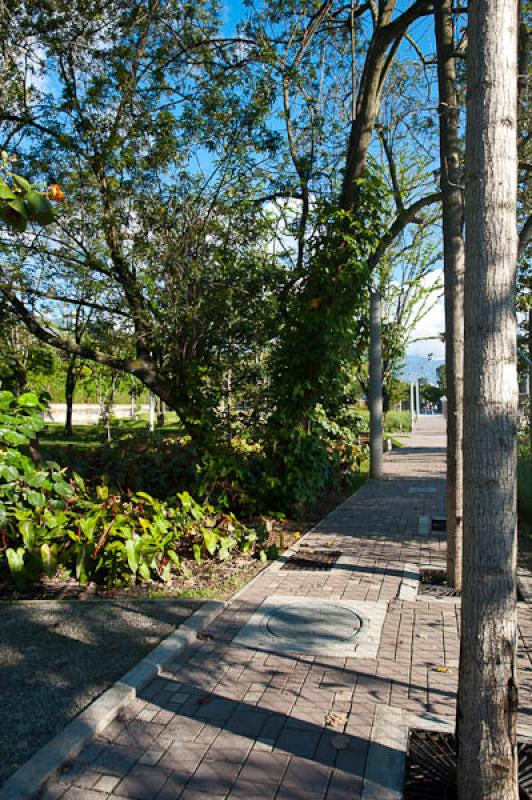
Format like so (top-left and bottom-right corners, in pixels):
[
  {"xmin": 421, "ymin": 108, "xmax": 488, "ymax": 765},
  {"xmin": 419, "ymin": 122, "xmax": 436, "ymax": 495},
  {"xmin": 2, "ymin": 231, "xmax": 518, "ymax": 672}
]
[
  {"xmin": 282, "ymin": 549, "xmax": 341, "ymax": 571},
  {"xmin": 404, "ymin": 730, "xmax": 532, "ymax": 800},
  {"xmin": 419, "ymin": 569, "xmax": 460, "ymax": 598},
  {"xmin": 420, "ymin": 570, "xmax": 527, "ymax": 602}
]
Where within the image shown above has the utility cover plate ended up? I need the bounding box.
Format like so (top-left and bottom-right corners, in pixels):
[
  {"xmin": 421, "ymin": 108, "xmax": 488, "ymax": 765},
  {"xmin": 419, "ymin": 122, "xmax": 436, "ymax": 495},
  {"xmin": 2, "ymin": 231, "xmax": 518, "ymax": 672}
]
[{"xmin": 233, "ymin": 595, "xmax": 387, "ymax": 658}]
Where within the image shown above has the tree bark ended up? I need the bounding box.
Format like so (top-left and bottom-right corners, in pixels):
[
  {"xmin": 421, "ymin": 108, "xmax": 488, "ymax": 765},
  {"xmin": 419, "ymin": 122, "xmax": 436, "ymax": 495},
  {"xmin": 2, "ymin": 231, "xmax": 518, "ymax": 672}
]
[
  {"xmin": 457, "ymin": 1, "xmax": 519, "ymax": 797},
  {"xmin": 434, "ymin": 0, "xmax": 465, "ymax": 590},
  {"xmin": 369, "ymin": 288, "xmax": 384, "ymax": 479},
  {"xmin": 65, "ymin": 357, "xmax": 76, "ymax": 436},
  {"xmin": 340, "ymin": 0, "xmax": 432, "ymax": 210}
]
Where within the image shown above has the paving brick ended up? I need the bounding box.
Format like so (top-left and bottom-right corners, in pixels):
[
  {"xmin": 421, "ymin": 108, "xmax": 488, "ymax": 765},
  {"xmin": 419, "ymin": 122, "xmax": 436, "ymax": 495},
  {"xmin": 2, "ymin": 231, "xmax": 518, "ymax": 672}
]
[
  {"xmin": 92, "ymin": 745, "xmax": 140, "ymax": 777},
  {"xmin": 115, "ymin": 765, "xmax": 170, "ymax": 799},
  {"xmin": 36, "ymin": 418, "xmax": 532, "ymax": 800}
]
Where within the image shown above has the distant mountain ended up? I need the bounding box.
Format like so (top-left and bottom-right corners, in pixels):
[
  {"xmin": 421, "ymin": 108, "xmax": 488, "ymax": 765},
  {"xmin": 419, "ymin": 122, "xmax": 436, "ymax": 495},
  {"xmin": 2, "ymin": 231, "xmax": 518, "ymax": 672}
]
[{"xmin": 398, "ymin": 355, "xmax": 445, "ymax": 385}]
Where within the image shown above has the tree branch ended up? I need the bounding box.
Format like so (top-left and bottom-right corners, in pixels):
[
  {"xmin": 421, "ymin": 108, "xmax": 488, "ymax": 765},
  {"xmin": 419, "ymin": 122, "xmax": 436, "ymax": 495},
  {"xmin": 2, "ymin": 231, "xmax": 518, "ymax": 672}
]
[
  {"xmin": 368, "ymin": 192, "xmax": 442, "ymax": 270},
  {"xmin": 0, "ymin": 283, "xmax": 130, "ymax": 318},
  {"xmin": 1, "ymin": 287, "xmax": 174, "ymax": 402}
]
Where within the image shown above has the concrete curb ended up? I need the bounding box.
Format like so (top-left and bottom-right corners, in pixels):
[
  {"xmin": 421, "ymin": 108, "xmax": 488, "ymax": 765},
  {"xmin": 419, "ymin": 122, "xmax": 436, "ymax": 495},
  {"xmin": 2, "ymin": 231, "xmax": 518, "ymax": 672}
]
[
  {"xmin": 361, "ymin": 706, "xmax": 455, "ymax": 800},
  {"xmin": 361, "ymin": 705, "xmax": 408, "ymax": 800},
  {"xmin": 397, "ymin": 563, "xmax": 419, "ymax": 601},
  {"xmin": 0, "ymin": 600, "xmax": 225, "ymax": 800}
]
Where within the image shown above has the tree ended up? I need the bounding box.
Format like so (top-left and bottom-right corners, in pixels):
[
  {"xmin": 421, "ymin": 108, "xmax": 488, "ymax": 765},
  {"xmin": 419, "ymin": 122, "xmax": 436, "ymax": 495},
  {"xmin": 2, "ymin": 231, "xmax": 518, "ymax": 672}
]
[
  {"xmin": 434, "ymin": 0, "xmax": 466, "ymax": 590},
  {"xmin": 0, "ymin": 0, "xmax": 284, "ymax": 445},
  {"xmin": 457, "ymin": 0, "xmax": 519, "ymax": 797},
  {"xmin": 369, "ymin": 287, "xmax": 384, "ymax": 478}
]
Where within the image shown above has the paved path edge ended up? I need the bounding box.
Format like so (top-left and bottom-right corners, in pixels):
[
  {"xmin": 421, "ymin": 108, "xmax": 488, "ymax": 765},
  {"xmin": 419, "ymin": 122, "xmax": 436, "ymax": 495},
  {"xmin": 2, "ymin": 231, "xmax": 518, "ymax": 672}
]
[
  {"xmin": 361, "ymin": 707, "xmax": 455, "ymax": 800},
  {"xmin": 0, "ymin": 599, "xmax": 226, "ymax": 800}
]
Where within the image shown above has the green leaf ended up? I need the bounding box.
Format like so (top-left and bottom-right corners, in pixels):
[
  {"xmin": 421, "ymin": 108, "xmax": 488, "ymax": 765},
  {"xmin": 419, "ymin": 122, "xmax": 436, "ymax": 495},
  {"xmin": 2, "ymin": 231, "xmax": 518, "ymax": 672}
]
[
  {"xmin": 25, "ymin": 472, "xmax": 48, "ymax": 489},
  {"xmin": 0, "ymin": 429, "xmax": 28, "ymax": 446},
  {"xmin": 203, "ymin": 528, "xmax": 218, "ymax": 556},
  {"xmin": 27, "ymin": 491, "xmax": 46, "ymax": 508},
  {"xmin": 53, "ymin": 481, "xmax": 74, "ymax": 499},
  {"xmin": 6, "ymin": 547, "xmax": 26, "ymax": 587},
  {"xmin": 125, "ymin": 535, "xmax": 141, "ymax": 575},
  {"xmin": 96, "ymin": 484, "xmax": 109, "ymax": 501},
  {"xmin": 75, "ymin": 545, "xmax": 90, "ymax": 583},
  {"xmin": 72, "ymin": 472, "xmax": 85, "ymax": 492},
  {"xmin": 11, "ymin": 173, "xmax": 33, "ymax": 193},
  {"xmin": 17, "ymin": 392, "xmax": 42, "ymax": 409},
  {"xmin": 19, "ymin": 520, "xmax": 36, "ymax": 549},
  {"xmin": 0, "ymin": 180, "xmax": 15, "ymax": 200},
  {"xmin": 0, "ymin": 391, "xmax": 15, "ymax": 409},
  {"xmin": 25, "ymin": 191, "xmax": 55, "ymax": 225},
  {"xmin": 43, "ymin": 508, "xmax": 67, "ymax": 529},
  {"xmin": 0, "ymin": 464, "xmax": 19, "ymax": 481},
  {"xmin": 79, "ymin": 516, "xmax": 98, "ymax": 538},
  {"xmin": 193, "ymin": 543, "xmax": 203, "ymax": 564},
  {"xmin": 138, "ymin": 561, "xmax": 151, "ymax": 581},
  {"xmin": 218, "ymin": 535, "xmax": 235, "ymax": 561},
  {"xmin": 41, "ymin": 543, "xmax": 58, "ymax": 578}
]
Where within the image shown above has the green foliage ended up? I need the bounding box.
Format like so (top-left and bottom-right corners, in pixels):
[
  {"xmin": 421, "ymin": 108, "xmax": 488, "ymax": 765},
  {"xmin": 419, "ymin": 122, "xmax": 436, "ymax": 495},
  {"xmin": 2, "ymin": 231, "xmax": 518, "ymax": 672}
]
[
  {"xmin": 269, "ymin": 177, "xmax": 388, "ymax": 433},
  {"xmin": 382, "ymin": 410, "xmax": 412, "ymax": 433},
  {"xmin": 0, "ymin": 393, "xmax": 262, "ymax": 589},
  {"xmin": 0, "ymin": 158, "xmax": 55, "ymax": 231}
]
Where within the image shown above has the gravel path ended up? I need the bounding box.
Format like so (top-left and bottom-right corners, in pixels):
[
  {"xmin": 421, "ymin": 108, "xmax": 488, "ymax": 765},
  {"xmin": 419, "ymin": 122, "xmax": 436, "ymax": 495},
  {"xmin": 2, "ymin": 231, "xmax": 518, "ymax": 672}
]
[{"xmin": 0, "ymin": 598, "xmax": 199, "ymax": 784}]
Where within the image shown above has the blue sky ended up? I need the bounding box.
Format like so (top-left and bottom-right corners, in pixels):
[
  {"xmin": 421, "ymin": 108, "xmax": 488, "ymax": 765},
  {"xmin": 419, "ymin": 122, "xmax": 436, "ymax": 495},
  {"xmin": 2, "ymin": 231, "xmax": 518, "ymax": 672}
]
[{"xmin": 216, "ymin": 0, "xmax": 446, "ymax": 364}]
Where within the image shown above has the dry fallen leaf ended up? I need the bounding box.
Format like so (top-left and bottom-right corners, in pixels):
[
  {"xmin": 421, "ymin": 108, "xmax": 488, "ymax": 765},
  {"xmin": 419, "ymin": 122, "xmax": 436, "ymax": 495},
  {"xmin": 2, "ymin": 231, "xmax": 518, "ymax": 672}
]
[
  {"xmin": 197, "ymin": 696, "xmax": 212, "ymax": 705},
  {"xmin": 325, "ymin": 711, "xmax": 347, "ymax": 728}
]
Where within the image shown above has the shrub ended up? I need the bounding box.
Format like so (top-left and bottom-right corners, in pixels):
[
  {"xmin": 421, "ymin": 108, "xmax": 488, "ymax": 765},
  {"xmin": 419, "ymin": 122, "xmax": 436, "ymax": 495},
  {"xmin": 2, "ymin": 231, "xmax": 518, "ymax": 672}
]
[{"xmin": 0, "ymin": 391, "xmax": 262, "ymax": 588}]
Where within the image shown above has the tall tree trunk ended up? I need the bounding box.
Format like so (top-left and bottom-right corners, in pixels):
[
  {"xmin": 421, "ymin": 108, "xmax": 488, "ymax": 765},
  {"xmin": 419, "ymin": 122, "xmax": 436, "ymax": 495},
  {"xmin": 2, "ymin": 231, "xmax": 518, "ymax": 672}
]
[
  {"xmin": 457, "ymin": 1, "xmax": 519, "ymax": 797},
  {"xmin": 369, "ymin": 288, "xmax": 384, "ymax": 479},
  {"xmin": 434, "ymin": 0, "xmax": 465, "ymax": 590},
  {"xmin": 65, "ymin": 357, "xmax": 76, "ymax": 436}
]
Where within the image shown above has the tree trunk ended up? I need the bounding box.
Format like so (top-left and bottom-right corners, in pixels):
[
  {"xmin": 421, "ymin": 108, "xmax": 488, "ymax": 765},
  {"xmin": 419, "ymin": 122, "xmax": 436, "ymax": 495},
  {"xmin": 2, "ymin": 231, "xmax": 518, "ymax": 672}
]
[
  {"xmin": 457, "ymin": 1, "xmax": 519, "ymax": 798},
  {"xmin": 434, "ymin": 0, "xmax": 465, "ymax": 590},
  {"xmin": 369, "ymin": 288, "xmax": 384, "ymax": 479},
  {"xmin": 65, "ymin": 357, "xmax": 76, "ymax": 436}
]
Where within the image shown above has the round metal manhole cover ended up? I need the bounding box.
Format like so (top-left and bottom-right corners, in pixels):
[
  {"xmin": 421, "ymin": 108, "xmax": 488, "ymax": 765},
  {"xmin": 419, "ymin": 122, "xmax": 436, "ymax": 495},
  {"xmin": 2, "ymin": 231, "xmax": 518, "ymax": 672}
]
[{"xmin": 265, "ymin": 602, "xmax": 364, "ymax": 645}]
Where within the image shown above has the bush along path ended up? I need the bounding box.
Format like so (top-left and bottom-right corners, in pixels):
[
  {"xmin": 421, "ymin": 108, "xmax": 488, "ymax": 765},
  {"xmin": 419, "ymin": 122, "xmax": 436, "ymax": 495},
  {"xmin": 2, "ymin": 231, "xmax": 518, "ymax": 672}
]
[
  {"xmin": 1, "ymin": 391, "xmax": 350, "ymax": 599},
  {"xmin": 0, "ymin": 391, "xmax": 274, "ymax": 596}
]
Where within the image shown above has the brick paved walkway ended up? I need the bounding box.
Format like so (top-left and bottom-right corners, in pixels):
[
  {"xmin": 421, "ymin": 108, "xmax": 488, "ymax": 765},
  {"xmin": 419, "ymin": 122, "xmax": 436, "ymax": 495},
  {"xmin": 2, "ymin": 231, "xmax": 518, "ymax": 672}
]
[{"xmin": 37, "ymin": 416, "xmax": 532, "ymax": 800}]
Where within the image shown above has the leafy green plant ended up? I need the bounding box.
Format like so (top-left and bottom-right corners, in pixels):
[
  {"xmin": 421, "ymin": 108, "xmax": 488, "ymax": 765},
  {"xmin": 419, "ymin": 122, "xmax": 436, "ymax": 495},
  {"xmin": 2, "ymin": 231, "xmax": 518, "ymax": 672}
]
[
  {"xmin": 0, "ymin": 151, "xmax": 57, "ymax": 232},
  {"xmin": 0, "ymin": 390, "xmax": 263, "ymax": 589}
]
